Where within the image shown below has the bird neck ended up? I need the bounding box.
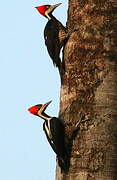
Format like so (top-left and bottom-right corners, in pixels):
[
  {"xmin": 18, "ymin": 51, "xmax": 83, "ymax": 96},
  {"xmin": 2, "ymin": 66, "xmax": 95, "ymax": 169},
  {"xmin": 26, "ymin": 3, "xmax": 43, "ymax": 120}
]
[
  {"xmin": 47, "ymin": 14, "xmax": 56, "ymax": 20},
  {"xmin": 39, "ymin": 111, "xmax": 52, "ymax": 121}
]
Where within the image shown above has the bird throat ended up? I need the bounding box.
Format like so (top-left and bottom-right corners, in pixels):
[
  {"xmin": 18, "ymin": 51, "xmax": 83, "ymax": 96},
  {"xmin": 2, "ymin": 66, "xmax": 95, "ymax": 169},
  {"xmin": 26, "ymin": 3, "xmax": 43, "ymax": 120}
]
[
  {"xmin": 39, "ymin": 111, "xmax": 52, "ymax": 121},
  {"xmin": 46, "ymin": 13, "xmax": 55, "ymax": 20}
]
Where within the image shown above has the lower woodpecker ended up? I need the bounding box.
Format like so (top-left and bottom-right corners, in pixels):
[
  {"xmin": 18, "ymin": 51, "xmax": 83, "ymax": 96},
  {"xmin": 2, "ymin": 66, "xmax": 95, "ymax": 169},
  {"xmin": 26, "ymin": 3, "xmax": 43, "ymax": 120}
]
[{"xmin": 28, "ymin": 101, "xmax": 68, "ymax": 172}]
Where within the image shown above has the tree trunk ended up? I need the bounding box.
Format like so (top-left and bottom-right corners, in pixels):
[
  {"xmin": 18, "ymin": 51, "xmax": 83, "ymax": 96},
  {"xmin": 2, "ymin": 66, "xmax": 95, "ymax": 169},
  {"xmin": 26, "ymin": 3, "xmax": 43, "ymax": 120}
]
[{"xmin": 56, "ymin": 0, "xmax": 117, "ymax": 180}]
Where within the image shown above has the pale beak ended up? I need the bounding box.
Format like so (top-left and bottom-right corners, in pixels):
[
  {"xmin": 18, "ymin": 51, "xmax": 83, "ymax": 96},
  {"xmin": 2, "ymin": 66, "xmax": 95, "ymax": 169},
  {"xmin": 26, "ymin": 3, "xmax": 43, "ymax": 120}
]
[
  {"xmin": 37, "ymin": 101, "xmax": 52, "ymax": 115},
  {"xmin": 45, "ymin": 3, "xmax": 62, "ymax": 20},
  {"xmin": 50, "ymin": 3, "xmax": 62, "ymax": 11},
  {"xmin": 43, "ymin": 101, "xmax": 52, "ymax": 111},
  {"xmin": 44, "ymin": 100, "xmax": 52, "ymax": 108}
]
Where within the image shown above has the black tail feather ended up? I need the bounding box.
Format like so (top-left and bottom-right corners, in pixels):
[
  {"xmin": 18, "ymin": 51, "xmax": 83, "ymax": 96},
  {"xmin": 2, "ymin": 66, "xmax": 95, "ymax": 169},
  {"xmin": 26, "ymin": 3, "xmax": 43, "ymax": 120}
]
[{"xmin": 57, "ymin": 155, "xmax": 69, "ymax": 173}]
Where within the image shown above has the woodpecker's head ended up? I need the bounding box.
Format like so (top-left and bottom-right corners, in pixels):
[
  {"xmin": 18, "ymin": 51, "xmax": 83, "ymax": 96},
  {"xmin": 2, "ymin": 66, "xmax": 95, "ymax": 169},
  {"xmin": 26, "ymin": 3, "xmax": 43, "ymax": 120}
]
[
  {"xmin": 35, "ymin": 3, "xmax": 62, "ymax": 20},
  {"xmin": 28, "ymin": 100, "xmax": 52, "ymax": 117}
]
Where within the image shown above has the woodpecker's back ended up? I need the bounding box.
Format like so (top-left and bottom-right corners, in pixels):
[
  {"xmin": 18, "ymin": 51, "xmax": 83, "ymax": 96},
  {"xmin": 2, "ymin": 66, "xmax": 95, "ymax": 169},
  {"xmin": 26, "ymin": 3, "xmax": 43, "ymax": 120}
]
[
  {"xmin": 44, "ymin": 17, "xmax": 67, "ymax": 71},
  {"xmin": 43, "ymin": 117, "xmax": 68, "ymax": 172}
]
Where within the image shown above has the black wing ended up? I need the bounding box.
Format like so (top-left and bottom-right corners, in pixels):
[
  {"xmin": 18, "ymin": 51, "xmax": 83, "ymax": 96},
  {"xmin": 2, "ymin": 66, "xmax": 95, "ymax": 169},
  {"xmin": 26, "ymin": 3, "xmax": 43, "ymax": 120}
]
[
  {"xmin": 43, "ymin": 122, "xmax": 58, "ymax": 154},
  {"xmin": 50, "ymin": 117, "xmax": 66, "ymax": 157},
  {"xmin": 44, "ymin": 19, "xmax": 61, "ymax": 69},
  {"xmin": 43, "ymin": 118, "xmax": 69, "ymax": 172}
]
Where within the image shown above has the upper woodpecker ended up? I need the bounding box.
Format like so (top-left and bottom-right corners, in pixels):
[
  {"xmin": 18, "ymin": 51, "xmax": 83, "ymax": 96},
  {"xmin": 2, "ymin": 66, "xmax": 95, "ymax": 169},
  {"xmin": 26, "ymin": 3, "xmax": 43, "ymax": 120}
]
[
  {"xmin": 28, "ymin": 101, "xmax": 68, "ymax": 171},
  {"xmin": 35, "ymin": 3, "xmax": 68, "ymax": 72}
]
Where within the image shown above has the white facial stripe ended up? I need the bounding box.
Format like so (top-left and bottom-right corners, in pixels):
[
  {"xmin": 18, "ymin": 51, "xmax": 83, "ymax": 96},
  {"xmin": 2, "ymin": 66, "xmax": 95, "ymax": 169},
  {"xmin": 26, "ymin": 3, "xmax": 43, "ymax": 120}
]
[
  {"xmin": 45, "ymin": 11, "xmax": 51, "ymax": 20},
  {"xmin": 37, "ymin": 109, "xmax": 51, "ymax": 121},
  {"xmin": 45, "ymin": 123, "xmax": 52, "ymax": 139}
]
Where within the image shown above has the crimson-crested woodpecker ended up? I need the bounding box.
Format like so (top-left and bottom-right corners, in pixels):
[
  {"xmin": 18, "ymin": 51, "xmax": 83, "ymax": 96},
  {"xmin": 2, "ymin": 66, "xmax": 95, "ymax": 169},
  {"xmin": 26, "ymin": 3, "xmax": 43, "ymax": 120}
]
[
  {"xmin": 35, "ymin": 3, "xmax": 68, "ymax": 72},
  {"xmin": 28, "ymin": 101, "xmax": 68, "ymax": 172}
]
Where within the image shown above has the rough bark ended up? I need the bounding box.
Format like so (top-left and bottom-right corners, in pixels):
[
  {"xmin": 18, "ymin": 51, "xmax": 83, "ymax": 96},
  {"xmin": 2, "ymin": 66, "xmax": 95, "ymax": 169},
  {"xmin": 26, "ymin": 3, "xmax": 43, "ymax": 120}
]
[{"xmin": 55, "ymin": 0, "xmax": 117, "ymax": 180}]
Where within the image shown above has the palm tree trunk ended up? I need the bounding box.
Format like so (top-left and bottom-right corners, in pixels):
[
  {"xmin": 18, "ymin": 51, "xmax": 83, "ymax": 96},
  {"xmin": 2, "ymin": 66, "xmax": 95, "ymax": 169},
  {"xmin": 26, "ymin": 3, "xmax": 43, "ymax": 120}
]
[{"xmin": 56, "ymin": 0, "xmax": 117, "ymax": 180}]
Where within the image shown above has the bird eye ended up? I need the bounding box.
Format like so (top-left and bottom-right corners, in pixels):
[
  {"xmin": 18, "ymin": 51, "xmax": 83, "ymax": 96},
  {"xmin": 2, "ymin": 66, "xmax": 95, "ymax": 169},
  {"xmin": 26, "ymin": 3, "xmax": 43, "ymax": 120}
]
[{"xmin": 46, "ymin": 5, "xmax": 50, "ymax": 9}]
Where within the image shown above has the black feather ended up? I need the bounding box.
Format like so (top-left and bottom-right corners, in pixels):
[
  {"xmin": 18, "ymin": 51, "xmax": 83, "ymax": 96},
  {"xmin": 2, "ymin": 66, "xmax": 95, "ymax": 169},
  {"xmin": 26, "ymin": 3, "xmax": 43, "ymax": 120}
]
[
  {"xmin": 44, "ymin": 18, "xmax": 67, "ymax": 71},
  {"xmin": 43, "ymin": 117, "xmax": 69, "ymax": 172}
]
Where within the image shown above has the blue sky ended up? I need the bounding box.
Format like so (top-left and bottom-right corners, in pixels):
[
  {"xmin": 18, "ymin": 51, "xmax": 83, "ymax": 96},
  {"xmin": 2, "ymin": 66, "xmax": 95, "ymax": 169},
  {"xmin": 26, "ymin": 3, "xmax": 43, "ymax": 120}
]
[{"xmin": 0, "ymin": 1, "xmax": 68, "ymax": 180}]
